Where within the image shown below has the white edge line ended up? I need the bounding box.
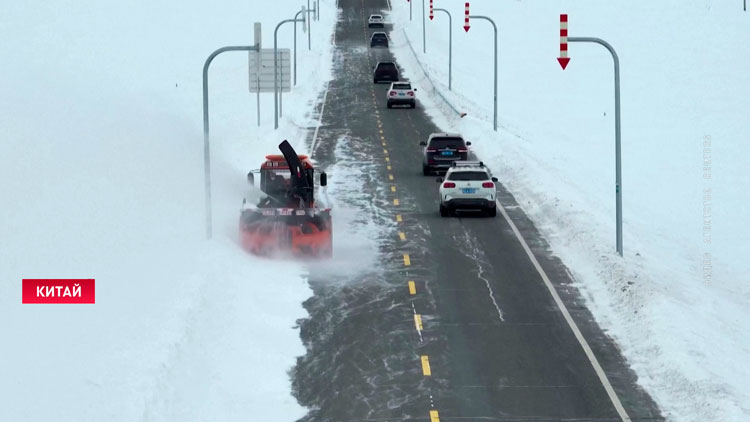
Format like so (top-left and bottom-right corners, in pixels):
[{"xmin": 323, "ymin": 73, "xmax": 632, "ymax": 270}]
[
  {"xmin": 310, "ymin": 81, "xmax": 329, "ymax": 157},
  {"xmin": 310, "ymin": 2, "xmax": 338, "ymax": 158},
  {"xmin": 495, "ymin": 199, "xmax": 632, "ymax": 422}
]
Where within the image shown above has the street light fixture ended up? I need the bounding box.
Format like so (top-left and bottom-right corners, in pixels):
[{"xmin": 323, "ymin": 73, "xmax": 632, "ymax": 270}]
[{"xmin": 202, "ymin": 45, "xmax": 260, "ymax": 239}]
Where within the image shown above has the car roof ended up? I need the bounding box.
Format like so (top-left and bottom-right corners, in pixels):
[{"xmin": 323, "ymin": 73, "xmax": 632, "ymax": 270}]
[
  {"xmin": 428, "ymin": 132, "xmax": 464, "ymax": 139},
  {"xmin": 370, "ymin": 14, "xmax": 382, "ymax": 17},
  {"xmin": 447, "ymin": 166, "xmax": 489, "ymax": 173},
  {"xmin": 390, "ymin": 81, "xmax": 411, "ymax": 85},
  {"xmin": 371, "ymin": 32, "xmax": 387, "ymax": 36},
  {"xmin": 376, "ymin": 61, "xmax": 396, "ymax": 65}
]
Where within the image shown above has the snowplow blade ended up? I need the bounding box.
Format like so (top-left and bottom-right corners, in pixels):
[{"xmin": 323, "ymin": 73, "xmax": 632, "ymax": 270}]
[{"xmin": 239, "ymin": 207, "xmax": 332, "ymax": 258}]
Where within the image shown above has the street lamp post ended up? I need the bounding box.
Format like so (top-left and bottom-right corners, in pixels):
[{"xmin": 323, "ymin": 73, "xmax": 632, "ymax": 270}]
[
  {"xmin": 202, "ymin": 45, "xmax": 259, "ymax": 239},
  {"xmin": 274, "ymin": 18, "xmax": 304, "ymax": 129},
  {"xmin": 307, "ymin": 0, "xmax": 312, "ymax": 50},
  {"xmin": 568, "ymin": 36, "xmax": 623, "ymax": 256},
  {"xmin": 294, "ymin": 5, "xmax": 316, "ymax": 86},
  {"xmin": 468, "ymin": 15, "xmax": 497, "ymax": 131},
  {"xmin": 433, "ymin": 8, "xmax": 452, "ymax": 90},
  {"xmin": 422, "ymin": 0, "xmax": 426, "ymax": 53}
]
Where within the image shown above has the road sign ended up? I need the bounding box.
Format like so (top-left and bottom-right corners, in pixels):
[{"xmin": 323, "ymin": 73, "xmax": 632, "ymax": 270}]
[
  {"xmin": 558, "ymin": 14, "xmax": 570, "ymax": 69},
  {"xmin": 464, "ymin": 3, "xmax": 470, "ymax": 31},
  {"xmin": 249, "ymin": 49, "xmax": 291, "ymax": 92}
]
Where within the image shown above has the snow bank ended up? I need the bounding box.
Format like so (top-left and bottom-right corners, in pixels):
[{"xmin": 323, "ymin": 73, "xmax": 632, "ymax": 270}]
[
  {"xmin": 388, "ymin": 0, "xmax": 750, "ymax": 420},
  {"xmin": 0, "ymin": 0, "xmax": 337, "ymax": 420}
]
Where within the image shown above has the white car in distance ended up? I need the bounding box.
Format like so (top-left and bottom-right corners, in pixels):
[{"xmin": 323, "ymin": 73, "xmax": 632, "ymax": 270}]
[{"xmin": 368, "ymin": 14, "xmax": 385, "ymax": 28}]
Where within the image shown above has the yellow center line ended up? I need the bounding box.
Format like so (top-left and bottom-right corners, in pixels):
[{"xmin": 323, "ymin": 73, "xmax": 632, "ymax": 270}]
[
  {"xmin": 391, "ymin": 186, "xmax": 396, "ymax": 192},
  {"xmin": 398, "ymin": 231, "xmax": 406, "ymax": 240},
  {"xmin": 393, "ymin": 198, "xmax": 400, "ymax": 206},
  {"xmin": 383, "ymin": 149, "xmax": 388, "ymax": 155},
  {"xmin": 420, "ymin": 355, "xmax": 432, "ymax": 376},
  {"xmin": 388, "ymin": 174, "xmax": 394, "ymax": 180},
  {"xmin": 430, "ymin": 410, "xmax": 440, "ymax": 422},
  {"xmin": 385, "ymin": 157, "xmax": 390, "ymax": 162},
  {"xmin": 379, "ymin": 129, "xmax": 383, "ymax": 134},
  {"xmin": 396, "ymin": 214, "xmax": 402, "ymax": 222},
  {"xmin": 380, "ymin": 135, "xmax": 386, "ymax": 140},
  {"xmin": 387, "ymin": 165, "xmax": 392, "ymax": 170},
  {"xmin": 403, "ymin": 253, "xmax": 410, "ymax": 266},
  {"xmin": 414, "ymin": 313, "xmax": 423, "ymax": 331},
  {"xmin": 408, "ymin": 280, "xmax": 416, "ymax": 294}
]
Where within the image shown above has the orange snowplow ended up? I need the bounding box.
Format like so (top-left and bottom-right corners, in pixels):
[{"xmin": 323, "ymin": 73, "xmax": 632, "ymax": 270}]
[{"xmin": 239, "ymin": 141, "xmax": 332, "ymax": 258}]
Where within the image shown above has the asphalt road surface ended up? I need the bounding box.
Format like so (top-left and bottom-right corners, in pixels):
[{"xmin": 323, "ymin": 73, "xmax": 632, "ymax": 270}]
[{"xmin": 292, "ymin": 0, "xmax": 664, "ymax": 420}]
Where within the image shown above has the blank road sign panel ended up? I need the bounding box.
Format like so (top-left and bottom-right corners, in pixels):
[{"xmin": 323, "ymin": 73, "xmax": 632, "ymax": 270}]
[{"xmin": 249, "ymin": 48, "xmax": 291, "ymax": 92}]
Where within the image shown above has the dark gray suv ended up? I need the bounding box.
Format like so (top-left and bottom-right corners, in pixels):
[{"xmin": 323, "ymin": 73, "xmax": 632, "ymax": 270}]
[
  {"xmin": 370, "ymin": 32, "xmax": 389, "ymax": 48},
  {"xmin": 373, "ymin": 62, "xmax": 399, "ymax": 83},
  {"xmin": 420, "ymin": 133, "xmax": 471, "ymax": 175}
]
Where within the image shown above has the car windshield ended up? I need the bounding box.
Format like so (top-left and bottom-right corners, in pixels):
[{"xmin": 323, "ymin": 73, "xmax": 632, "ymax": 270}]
[
  {"xmin": 393, "ymin": 83, "xmax": 411, "ymax": 90},
  {"xmin": 429, "ymin": 137, "xmax": 465, "ymax": 149},
  {"xmin": 371, "ymin": 15, "xmax": 382, "ymax": 19},
  {"xmin": 377, "ymin": 63, "xmax": 396, "ymax": 71},
  {"xmin": 448, "ymin": 171, "xmax": 488, "ymax": 181},
  {"xmin": 372, "ymin": 33, "xmax": 386, "ymax": 39}
]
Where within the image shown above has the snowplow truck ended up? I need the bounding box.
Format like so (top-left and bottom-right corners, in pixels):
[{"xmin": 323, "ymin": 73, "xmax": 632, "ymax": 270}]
[{"xmin": 240, "ymin": 140, "xmax": 332, "ymax": 258}]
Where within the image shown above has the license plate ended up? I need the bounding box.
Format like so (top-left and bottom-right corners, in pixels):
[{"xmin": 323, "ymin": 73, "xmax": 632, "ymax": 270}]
[
  {"xmin": 440, "ymin": 151, "xmax": 453, "ymax": 156},
  {"xmin": 462, "ymin": 188, "xmax": 476, "ymax": 194},
  {"xmin": 398, "ymin": 93, "xmax": 405, "ymax": 96}
]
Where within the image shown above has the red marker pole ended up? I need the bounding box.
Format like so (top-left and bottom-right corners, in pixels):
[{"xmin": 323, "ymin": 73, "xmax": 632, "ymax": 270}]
[
  {"xmin": 464, "ymin": 3, "xmax": 470, "ymax": 31},
  {"xmin": 429, "ymin": 0, "xmax": 434, "ymax": 20},
  {"xmin": 558, "ymin": 14, "xmax": 570, "ymax": 69}
]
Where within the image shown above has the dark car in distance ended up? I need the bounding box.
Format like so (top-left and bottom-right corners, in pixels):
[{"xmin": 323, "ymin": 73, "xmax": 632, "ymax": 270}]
[
  {"xmin": 370, "ymin": 32, "xmax": 389, "ymax": 48},
  {"xmin": 420, "ymin": 133, "xmax": 471, "ymax": 175},
  {"xmin": 373, "ymin": 62, "xmax": 399, "ymax": 84}
]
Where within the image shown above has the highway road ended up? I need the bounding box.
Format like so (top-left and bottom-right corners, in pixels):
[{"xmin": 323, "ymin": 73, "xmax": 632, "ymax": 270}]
[{"xmin": 293, "ymin": 0, "xmax": 664, "ymax": 420}]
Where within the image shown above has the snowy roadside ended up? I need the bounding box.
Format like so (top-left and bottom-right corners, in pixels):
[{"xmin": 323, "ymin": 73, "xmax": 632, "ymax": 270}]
[
  {"xmin": 0, "ymin": 1, "xmax": 337, "ymax": 421},
  {"xmin": 387, "ymin": 1, "xmax": 750, "ymax": 420}
]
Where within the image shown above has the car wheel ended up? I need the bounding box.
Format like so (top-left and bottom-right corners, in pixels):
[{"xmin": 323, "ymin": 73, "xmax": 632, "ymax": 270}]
[
  {"xmin": 387, "ymin": 102, "xmax": 392, "ymax": 109},
  {"xmin": 440, "ymin": 204, "xmax": 450, "ymax": 217},
  {"xmin": 411, "ymin": 102, "xmax": 416, "ymax": 109},
  {"xmin": 422, "ymin": 164, "xmax": 430, "ymax": 176},
  {"xmin": 486, "ymin": 206, "xmax": 497, "ymax": 217},
  {"xmin": 373, "ymin": 79, "xmax": 378, "ymax": 84}
]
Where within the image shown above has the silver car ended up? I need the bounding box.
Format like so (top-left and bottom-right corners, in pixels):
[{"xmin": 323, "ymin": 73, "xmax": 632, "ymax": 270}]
[
  {"xmin": 368, "ymin": 14, "xmax": 384, "ymax": 28},
  {"xmin": 387, "ymin": 82, "xmax": 417, "ymax": 109}
]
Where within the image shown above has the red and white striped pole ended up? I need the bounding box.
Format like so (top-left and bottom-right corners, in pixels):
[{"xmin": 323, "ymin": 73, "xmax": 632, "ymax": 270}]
[
  {"xmin": 429, "ymin": 0, "xmax": 434, "ymax": 20},
  {"xmin": 463, "ymin": 2, "xmax": 470, "ymax": 31},
  {"xmin": 557, "ymin": 14, "xmax": 570, "ymax": 69}
]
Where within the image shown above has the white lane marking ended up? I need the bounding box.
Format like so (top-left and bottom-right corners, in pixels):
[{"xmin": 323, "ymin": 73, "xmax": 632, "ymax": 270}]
[
  {"xmin": 495, "ymin": 199, "xmax": 632, "ymax": 422},
  {"xmin": 310, "ymin": 6, "xmax": 338, "ymax": 157},
  {"xmin": 461, "ymin": 232, "xmax": 504, "ymax": 322},
  {"xmin": 411, "ymin": 302, "xmax": 424, "ymax": 344}
]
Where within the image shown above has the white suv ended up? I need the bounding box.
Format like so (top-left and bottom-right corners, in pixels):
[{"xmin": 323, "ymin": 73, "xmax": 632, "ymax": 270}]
[
  {"xmin": 387, "ymin": 82, "xmax": 416, "ymax": 108},
  {"xmin": 437, "ymin": 161, "xmax": 498, "ymax": 217},
  {"xmin": 368, "ymin": 14, "xmax": 385, "ymax": 28}
]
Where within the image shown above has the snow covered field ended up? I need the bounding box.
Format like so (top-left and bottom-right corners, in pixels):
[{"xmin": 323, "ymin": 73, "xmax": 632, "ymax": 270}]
[
  {"xmin": 389, "ymin": 0, "xmax": 750, "ymax": 420},
  {"xmin": 0, "ymin": 1, "xmax": 337, "ymax": 420}
]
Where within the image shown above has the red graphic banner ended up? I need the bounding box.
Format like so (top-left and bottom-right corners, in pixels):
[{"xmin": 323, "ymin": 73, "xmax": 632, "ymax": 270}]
[{"xmin": 22, "ymin": 279, "xmax": 96, "ymax": 304}]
